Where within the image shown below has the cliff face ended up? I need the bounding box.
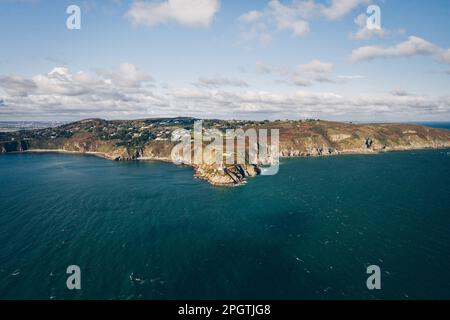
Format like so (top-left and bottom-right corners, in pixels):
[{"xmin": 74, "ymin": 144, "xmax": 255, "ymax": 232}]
[
  {"xmin": 1, "ymin": 119, "xmax": 450, "ymax": 186},
  {"xmin": 274, "ymin": 121, "xmax": 450, "ymax": 157},
  {"xmin": 0, "ymin": 140, "xmax": 30, "ymax": 153}
]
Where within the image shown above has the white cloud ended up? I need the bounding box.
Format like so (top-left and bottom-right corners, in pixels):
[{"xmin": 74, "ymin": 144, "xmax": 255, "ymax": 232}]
[
  {"xmin": 321, "ymin": 0, "xmax": 369, "ymax": 20},
  {"xmin": 96, "ymin": 63, "xmax": 153, "ymax": 88},
  {"xmin": 351, "ymin": 36, "xmax": 450, "ymax": 63},
  {"xmin": 23, "ymin": 64, "xmax": 153, "ymax": 98},
  {"xmin": 2, "ymin": 66, "xmax": 450, "ymax": 121},
  {"xmin": 268, "ymin": 0, "xmax": 310, "ymax": 36},
  {"xmin": 165, "ymin": 89, "xmax": 450, "ymax": 120},
  {"xmin": 238, "ymin": 0, "xmax": 310, "ymax": 43},
  {"xmin": 239, "ymin": 0, "xmax": 368, "ymax": 45},
  {"xmin": 255, "ymin": 60, "xmax": 335, "ymax": 86},
  {"xmin": 0, "ymin": 75, "xmax": 36, "ymax": 97},
  {"xmin": 126, "ymin": 0, "xmax": 220, "ymax": 28},
  {"xmin": 0, "ymin": 64, "xmax": 160, "ymax": 120},
  {"xmin": 297, "ymin": 59, "xmax": 334, "ymax": 82},
  {"xmin": 32, "ymin": 67, "xmax": 95, "ymax": 96}
]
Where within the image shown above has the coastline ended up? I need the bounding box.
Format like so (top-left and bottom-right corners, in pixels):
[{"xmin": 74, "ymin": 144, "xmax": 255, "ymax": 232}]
[
  {"xmin": 12, "ymin": 144, "xmax": 450, "ymax": 161},
  {"xmin": 1, "ymin": 144, "xmax": 448, "ymax": 186},
  {"xmin": 20, "ymin": 149, "xmax": 118, "ymax": 160}
]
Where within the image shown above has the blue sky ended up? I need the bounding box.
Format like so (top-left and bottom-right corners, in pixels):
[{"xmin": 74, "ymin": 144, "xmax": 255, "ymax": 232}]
[{"xmin": 0, "ymin": 0, "xmax": 449, "ymax": 121}]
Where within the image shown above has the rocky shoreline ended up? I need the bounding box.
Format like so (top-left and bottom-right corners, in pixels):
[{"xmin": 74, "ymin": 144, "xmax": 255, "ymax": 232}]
[{"xmin": 8, "ymin": 144, "xmax": 449, "ymax": 186}]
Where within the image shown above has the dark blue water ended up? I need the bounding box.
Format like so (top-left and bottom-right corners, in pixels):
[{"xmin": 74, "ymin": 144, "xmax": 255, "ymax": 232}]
[
  {"xmin": 1, "ymin": 149, "xmax": 450, "ymax": 299},
  {"xmin": 414, "ymin": 122, "xmax": 450, "ymax": 130}
]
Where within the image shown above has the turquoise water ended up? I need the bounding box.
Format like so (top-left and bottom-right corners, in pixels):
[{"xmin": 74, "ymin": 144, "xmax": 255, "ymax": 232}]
[{"xmin": 1, "ymin": 149, "xmax": 450, "ymax": 300}]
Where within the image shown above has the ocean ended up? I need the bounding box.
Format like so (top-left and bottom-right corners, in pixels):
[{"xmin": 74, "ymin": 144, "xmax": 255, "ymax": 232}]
[{"xmin": 1, "ymin": 147, "xmax": 450, "ymax": 300}]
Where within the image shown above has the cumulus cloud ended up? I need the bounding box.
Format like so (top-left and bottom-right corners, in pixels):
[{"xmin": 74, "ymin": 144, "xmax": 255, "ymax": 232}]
[
  {"xmin": 321, "ymin": 0, "xmax": 369, "ymax": 20},
  {"xmin": 0, "ymin": 64, "xmax": 161, "ymax": 120},
  {"xmin": 166, "ymin": 88, "xmax": 450, "ymax": 120},
  {"xmin": 296, "ymin": 59, "xmax": 334, "ymax": 82},
  {"xmin": 239, "ymin": 0, "xmax": 368, "ymax": 45},
  {"xmin": 126, "ymin": 0, "xmax": 220, "ymax": 28},
  {"xmin": 238, "ymin": 0, "xmax": 310, "ymax": 44},
  {"xmin": 0, "ymin": 75, "xmax": 37, "ymax": 97},
  {"xmin": 95, "ymin": 63, "xmax": 153, "ymax": 88},
  {"xmin": 18, "ymin": 64, "xmax": 153, "ymax": 98},
  {"xmin": 351, "ymin": 36, "xmax": 450, "ymax": 63},
  {"xmin": 1, "ymin": 65, "xmax": 450, "ymax": 121},
  {"xmin": 268, "ymin": 0, "xmax": 310, "ymax": 36},
  {"xmin": 255, "ymin": 60, "xmax": 335, "ymax": 86}
]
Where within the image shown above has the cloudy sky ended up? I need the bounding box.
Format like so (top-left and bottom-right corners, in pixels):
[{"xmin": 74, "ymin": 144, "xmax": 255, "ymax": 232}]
[{"xmin": 0, "ymin": 0, "xmax": 449, "ymax": 121}]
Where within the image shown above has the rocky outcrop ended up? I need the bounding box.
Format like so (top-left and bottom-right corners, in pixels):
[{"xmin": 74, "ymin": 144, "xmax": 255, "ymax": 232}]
[{"xmin": 194, "ymin": 163, "xmax": 261, "ymax": 186}]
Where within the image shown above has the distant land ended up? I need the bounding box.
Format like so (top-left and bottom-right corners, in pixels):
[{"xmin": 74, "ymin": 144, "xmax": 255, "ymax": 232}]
[
  {"xmin": 0, "ymin": 121, "xmax": 66, "ymax": 133},
  {"xmin": 1, "ymin": 118, "xmax": 450, "ymax": 186}
]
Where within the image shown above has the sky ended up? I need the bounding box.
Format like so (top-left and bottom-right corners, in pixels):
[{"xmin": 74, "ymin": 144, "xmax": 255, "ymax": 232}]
[{"xmin": 0, "ymin": 0, "xmax": 449, "ymax": 121}]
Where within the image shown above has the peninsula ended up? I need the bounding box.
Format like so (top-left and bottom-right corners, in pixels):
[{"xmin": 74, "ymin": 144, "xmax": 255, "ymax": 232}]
[{"xmin": 1, "ymin": 118, "xmax": 450, "ymax": 186}]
